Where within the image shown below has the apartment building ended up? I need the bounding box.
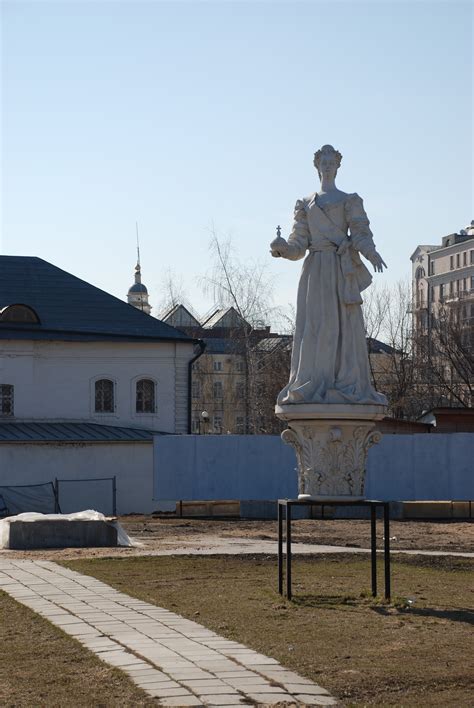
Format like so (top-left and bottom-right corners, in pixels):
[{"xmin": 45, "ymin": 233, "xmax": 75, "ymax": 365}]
[
  {"xmin": 411, "ymin": 221, "xmax": 474, "ymax": 332},
  {"xmin": 411, "ymin": 221, "xmax": 474, "ymax": 408}
]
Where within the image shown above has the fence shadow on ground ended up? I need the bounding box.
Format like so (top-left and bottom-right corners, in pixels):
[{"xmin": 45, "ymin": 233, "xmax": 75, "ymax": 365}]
[{"xmin": 290, "ymin": 593, "xmax": 370, "ymax": 610}]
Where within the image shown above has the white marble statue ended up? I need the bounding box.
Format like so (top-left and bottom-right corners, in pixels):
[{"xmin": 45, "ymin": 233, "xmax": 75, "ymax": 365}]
[{"xmin": 271, "ymin": 145, "xmax": 387, "ymax": 408}]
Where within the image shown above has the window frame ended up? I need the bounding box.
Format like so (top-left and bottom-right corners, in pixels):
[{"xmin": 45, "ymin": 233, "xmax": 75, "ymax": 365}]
[
  {"xmin": 0, "ymin": 384, "xmax": 14, "ymax": 417},
  {"xmin": 213, "ymin": 380, "xmax": 223, "ymax": 400},
  {"xmin": 93, "ymin": 377, "xmax": 116, "ymax": 414},
  {"xmin": 135, "ymin": 378, "xmax": 156, "ymax": 414}
]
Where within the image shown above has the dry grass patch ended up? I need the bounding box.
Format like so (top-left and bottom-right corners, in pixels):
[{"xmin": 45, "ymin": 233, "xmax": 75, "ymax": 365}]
[
  {"xmin": 64, "ymin": 554, "xmax": 474, "ymax": 707},
  {"xmin": 0, "ymin": 590, "xmax": 156, "ymax": 707}
]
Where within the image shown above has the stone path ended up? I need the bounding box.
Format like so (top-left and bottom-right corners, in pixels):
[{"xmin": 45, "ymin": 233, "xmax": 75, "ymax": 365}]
[
  {"xmin": 127, "ymin": 537, "xmax": 474, "ymax": 559},
  {"xmin": 0, "ymin": 559, "xmax": 338, "ymax": 707}
]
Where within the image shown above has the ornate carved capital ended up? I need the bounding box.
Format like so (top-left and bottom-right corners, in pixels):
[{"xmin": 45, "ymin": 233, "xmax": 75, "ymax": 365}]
[{"xmin": 281, "ymin": 420, "xmax": 382, "ymax": 499}]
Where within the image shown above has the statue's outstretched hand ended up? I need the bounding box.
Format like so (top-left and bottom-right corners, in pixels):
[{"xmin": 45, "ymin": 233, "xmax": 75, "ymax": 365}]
[
  {"xmin": 270, "ymin": 235, "xmax": 288, "ymax": 258},
  {"xmin": 367, "ymin": 250, "xmax": 387, "ymax": 273}
]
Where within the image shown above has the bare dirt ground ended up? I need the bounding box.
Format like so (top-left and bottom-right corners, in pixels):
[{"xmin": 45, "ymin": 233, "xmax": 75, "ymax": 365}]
[{"xmin": 2, "ymin": 515, "xmax": 473, "ymax": 560}]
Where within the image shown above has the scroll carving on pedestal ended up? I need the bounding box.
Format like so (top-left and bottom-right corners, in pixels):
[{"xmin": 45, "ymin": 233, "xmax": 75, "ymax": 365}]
[{"xmin": 282, "ymin": 423, "xmax": 382, "ymax": 499}]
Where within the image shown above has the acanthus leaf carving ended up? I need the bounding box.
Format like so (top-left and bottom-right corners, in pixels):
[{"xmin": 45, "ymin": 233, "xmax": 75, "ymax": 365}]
[{"xmin": 281, "ymin": 421, "xmax": 382, "ymax": 498}]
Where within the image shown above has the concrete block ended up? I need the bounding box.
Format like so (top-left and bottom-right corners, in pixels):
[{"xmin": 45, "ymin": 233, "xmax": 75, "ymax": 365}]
[
  {"xmin": 8, "ymin": 520, "xmax": 118, "ymax": 549},
  {"xmin": 402, "ymin": 501, "xmax": 453, "ymax": 519},
  {"xmin": 452, "ymin": 501, "xmax": 471, "ymax": 519},
  {"xmin": 212, "ymin": 501, "xmax": 240, "ymax": 517},
  {"xmin": 177, "ymin": 501, "xmax": 240, "ymax": 518},
  {"xmin": 239, "ymin": 500, "xmax": 277, "ymax": 519},
  {"xmin": 239, "ymin": 500, "xmax": 314, "ymax": 520}
]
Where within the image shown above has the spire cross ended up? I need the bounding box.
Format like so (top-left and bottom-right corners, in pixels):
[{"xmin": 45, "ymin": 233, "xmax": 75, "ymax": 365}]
[{"xmin": 276, "ymin": 225, "xmax": 281, "ymax": 238}]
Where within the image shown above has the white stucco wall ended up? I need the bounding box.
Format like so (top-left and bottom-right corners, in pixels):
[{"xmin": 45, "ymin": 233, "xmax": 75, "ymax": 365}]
[
  {"xmin": 0, "ymin": 339, "xmax": 195, "ymax": 433},
  {"xmin": 0, "ymin": 442, "xmax": 155, "ymax": 514}
]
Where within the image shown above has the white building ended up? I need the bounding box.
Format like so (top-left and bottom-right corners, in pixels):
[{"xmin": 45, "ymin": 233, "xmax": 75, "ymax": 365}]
[
  {"xmin": 0, "ymin": 256, "xmax": 200, "ymax": 514},
  {"xmin": 411, "ymin": 221, "xmax": 474, "ymax": 332}
]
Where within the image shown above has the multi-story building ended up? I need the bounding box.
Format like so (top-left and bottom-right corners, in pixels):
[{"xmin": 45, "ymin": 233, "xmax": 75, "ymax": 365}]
[
  {"xmin": 160, "ymin": 304, "xmax": 291, "ymax": 434},
  {"xmin": 411, "ymin": 220, "xmax": 474, "ymax": 407},
  {"xmin": 411, "ymin": 220, "xmax": 474, "ymax": 332}
]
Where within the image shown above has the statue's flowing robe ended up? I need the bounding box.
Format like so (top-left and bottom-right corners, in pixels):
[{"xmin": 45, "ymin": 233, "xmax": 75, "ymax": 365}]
[{"xmin": 278, "ymin": 192, "xmax": 387, "ymax": 406}]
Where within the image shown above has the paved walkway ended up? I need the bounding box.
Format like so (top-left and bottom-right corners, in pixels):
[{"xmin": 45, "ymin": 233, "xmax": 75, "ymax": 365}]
[
  {"xmin": 128, "ymin": 537, "xmax": 474, "ymax": 559},
  {"xmin": 0, "ymin": 559, "xmax": 338, "ymax": 707}
]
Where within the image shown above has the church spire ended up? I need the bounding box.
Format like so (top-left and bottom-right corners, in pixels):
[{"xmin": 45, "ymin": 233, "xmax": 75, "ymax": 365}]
[{"xmin": 127, "ymin": 223, "xmax": 152, "ymax": 315}]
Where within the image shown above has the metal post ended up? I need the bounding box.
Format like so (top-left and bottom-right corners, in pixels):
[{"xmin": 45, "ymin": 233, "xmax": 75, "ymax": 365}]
[
  {"xmin": 384, "ymin": 503, "xmax": 391, "ymax": 601},
  {"xmin": 278, "ymin": 502, "xmax": 283, "ymax": 595},
  {"xmin": 53, "ymin": 478, "xmax": 60, "ymax": 514},
  {"xmin": 370, "ymin": 504, "xmax": 377, "ymax": 597},
  {"xmin": 286, "ymin": 502, "xmax": 292, "ymax": 600},
  {"xmin": 112, "ymin": 476, "xmax": 117, "ymax": 517}
]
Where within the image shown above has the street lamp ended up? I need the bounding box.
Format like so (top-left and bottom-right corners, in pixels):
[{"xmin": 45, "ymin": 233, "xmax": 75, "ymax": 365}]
[{"xmin": 200, "ymin": 410, "xmax": 209, "ymax": 434}]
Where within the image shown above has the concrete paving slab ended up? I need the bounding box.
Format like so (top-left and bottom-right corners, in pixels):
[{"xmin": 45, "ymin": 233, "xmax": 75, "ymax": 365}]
[
  {"xmin": 283, "ymin": 683, "xmax": 330, "ymax": 695},
  {"xmin": 0, "ymin": 559, "xmax": 337, "ymax": 707},
  {"xmin": 247, "ymin": 693, "xmax": 295, "ymax": 703},
  {"xmin": 148, "ymin": 688, "xmax": 195, "ymax": 698},
  {"xmin": 196, "ymin": 695, "xmax": 244, "ymax": 706},
  {"xmin": 159, "ymin": 698, "xmax": 205, "ymax": 707}
]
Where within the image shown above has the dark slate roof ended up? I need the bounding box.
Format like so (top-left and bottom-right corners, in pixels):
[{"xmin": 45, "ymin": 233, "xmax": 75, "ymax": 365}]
[
  {"xmin": 202, "ymin": 337, "xmax": 245, "ymax": 354},
  {"xmin": 255, "ymin": 336, "xmax": 292, "ymax": 352},
  {"xmin": 367, "ymin": 337, "xmax": 398, "ymax": 355},
  {"xmin": 0, "ymin": 422, "xmax": 166, "ymax": 442},
  {"xmin": 0, "ymin": 256, "xmax": 194, "ymax": 343},
  {"xmin": 201, "ymin": 307, "xmax": 250, "ymax": 329}
]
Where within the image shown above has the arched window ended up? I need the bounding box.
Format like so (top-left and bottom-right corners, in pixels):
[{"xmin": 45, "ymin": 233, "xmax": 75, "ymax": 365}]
[
  {"xmin": 0, "ymin": 384, "xmax": 14, "ymax": 416},
  {"xmin": 0, "ymin": 304, "xmax": 40, "ymax": 323},
  {"xmin": 136, "ymin": 379, "xmax": 155, "ymax": 413},
  {"xmin": 415, "ymin": 267, "xmax": 425, "ymax": 280},
  {"xmin": 95, "ymin": 379, "xmax": 114, "ymax": 413}
]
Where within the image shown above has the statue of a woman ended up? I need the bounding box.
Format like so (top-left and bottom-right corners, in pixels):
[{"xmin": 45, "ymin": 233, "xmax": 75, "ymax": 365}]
[{"xmin": 271, "ymin": 145, "xmax": 387, "ymax": 407}]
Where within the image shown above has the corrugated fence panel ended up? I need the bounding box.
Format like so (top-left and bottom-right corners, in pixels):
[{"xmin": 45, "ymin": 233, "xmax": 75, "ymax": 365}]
[{"xmin": 154, "ymin": 433, "xmax": 474, "ymax": 501}]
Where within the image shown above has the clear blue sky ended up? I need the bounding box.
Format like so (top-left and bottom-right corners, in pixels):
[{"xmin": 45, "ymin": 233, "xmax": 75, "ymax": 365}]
[{"xmin": 2, "ymin": 0, "xmax": 472, "ymax": 322}]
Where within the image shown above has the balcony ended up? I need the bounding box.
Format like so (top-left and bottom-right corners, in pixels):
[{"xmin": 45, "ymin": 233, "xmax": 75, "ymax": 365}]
[{"xmin": 445, "ymin": 289, "xmax": 474, "ymax": 304}]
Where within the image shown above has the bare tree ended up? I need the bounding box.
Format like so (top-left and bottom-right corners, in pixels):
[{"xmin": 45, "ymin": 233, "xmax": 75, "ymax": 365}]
[
  {"xmin": 157, "ymin": 268, "xmax": 197, "ymax": 318},
  {"xmin": 199, "ymin": 230, "xmax": 290, "ymax": 433},
  {"xmin": 202, "ymin": 230, "xmax": 276, "ymax": 326},
  {"xmin": 363, "ymin": 281, "xmax": 424, "ymax": 418},
  {"xmin": 364, "ymin": 280, "xmax": 474, "ymax": 417},
  {"xmin": 416, "ymin": 301, "xmax": 474, "ymax": 408}
]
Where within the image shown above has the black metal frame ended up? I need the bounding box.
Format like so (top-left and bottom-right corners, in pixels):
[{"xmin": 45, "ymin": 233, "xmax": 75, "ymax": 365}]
[
  {"xmin": 278, "ymin": 499, "xmax": 391, "ymax": 601},
  {"xmin": 55, "ymin": 476, "xmax": 117, "ymax": 516}
]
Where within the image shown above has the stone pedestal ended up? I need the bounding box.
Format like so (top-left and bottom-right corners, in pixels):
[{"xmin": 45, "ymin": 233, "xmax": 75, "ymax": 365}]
[{"xmin": 276, "ymin": 404, "xmax": 386, "ymax": 501}]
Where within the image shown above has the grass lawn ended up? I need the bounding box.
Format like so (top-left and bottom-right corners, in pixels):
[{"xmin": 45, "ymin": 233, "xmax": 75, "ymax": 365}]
[
  {"xmin": 0, "ymin": 590, "xmax": 156, "ymax": 707},
  {"xmin": 64, "ymin": 554, "xmax": 474, "ymax": 707}
]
